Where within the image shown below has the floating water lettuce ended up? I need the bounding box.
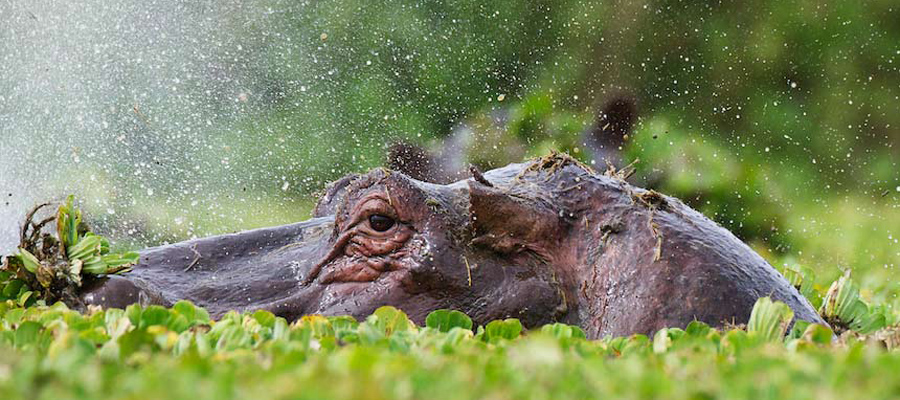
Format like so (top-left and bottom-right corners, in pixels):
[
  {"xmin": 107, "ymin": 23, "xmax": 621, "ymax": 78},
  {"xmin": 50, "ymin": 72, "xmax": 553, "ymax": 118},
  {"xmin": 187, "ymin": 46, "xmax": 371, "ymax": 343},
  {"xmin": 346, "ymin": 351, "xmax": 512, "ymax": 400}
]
[
  {"xmin": 747, "ymin": 296, "xmax": 795, "ymax": 342},
  {"xmin": 819, "ymin": 270, "xmax": 886, "ymax": 334},
  {"xmin": 0, "ymin": 195, "xmax": 138, "ymax": 306}
]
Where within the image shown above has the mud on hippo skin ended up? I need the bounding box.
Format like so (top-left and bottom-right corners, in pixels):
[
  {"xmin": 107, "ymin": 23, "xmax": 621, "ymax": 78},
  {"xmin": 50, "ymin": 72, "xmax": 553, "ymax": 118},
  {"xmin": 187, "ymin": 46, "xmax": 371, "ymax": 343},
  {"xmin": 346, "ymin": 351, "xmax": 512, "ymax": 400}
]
[{"xmin": 80, "ymin": 153, "xmax": 824, "ymax": 338}]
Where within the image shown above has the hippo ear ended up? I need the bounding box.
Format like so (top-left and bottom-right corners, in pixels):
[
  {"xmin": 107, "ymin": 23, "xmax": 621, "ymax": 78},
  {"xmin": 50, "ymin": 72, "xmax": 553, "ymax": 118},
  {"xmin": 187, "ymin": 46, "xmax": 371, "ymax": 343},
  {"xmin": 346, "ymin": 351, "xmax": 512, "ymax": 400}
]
[
  {"xmin": 313, "ymin": 174, "xmax": 359, "ymax": 218},
  {"xmin": 467, "ymin": 180, "xmax": 564, "ymax": 257},
  {"xmin": 590, "ymin": 95, "xmax": 637, "ymax": 146},
  {"xmin": 387, "ymin": 142, "xmax": 439, "ymax": 183},
  {"xmin": 584, "ymin": 95, "xmax": 637, "ymax": 168}
]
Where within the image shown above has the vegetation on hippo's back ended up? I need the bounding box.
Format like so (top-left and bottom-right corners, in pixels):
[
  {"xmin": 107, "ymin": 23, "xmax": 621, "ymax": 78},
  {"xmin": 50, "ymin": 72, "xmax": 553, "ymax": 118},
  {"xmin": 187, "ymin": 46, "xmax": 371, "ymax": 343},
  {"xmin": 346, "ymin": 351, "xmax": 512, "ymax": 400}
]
[{"xmin": 0, "ymin": 196, "xmax": 138, "ymax": 307}]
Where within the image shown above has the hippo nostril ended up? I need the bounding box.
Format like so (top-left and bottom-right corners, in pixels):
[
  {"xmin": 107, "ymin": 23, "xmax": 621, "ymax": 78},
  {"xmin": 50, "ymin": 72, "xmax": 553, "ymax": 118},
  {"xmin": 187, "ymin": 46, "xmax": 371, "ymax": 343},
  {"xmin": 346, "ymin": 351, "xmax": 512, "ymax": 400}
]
[{"xmin": 368, "ymin": 214, "xmax": 395, "ymax": 232}]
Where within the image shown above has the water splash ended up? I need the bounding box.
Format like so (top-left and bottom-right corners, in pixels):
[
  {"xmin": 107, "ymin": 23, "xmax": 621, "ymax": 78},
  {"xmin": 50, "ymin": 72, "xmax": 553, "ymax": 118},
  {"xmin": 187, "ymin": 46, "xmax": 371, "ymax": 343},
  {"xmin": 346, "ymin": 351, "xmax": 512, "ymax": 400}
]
[{"xmin": 0, "ymin": 1, "xmax": 311, "ymax": 252}]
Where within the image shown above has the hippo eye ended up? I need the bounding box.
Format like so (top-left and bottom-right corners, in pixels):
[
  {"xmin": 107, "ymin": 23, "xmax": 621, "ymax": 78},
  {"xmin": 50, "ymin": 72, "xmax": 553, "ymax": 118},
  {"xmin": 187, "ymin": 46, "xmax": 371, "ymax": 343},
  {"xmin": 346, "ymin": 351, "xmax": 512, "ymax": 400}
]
[{"xmin": 368, "ymin": 214, "xmax": 395, "ymax": 232}]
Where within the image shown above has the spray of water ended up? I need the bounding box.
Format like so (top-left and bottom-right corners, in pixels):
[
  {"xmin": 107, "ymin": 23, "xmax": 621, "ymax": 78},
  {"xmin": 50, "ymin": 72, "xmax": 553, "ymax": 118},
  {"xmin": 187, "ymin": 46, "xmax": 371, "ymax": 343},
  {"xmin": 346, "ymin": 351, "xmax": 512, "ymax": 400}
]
[{"xmin": 0, "ymin": 1, "xmax": 316, "ymax": 253}]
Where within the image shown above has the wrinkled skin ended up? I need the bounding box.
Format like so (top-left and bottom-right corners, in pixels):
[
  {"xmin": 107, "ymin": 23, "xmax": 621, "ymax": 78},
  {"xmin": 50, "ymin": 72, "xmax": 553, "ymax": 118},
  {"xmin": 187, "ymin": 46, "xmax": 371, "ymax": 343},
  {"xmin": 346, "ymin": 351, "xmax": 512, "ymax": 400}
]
[{"xmin": 81, "ymin": 154, "xmax": 825, "ymax": 338}]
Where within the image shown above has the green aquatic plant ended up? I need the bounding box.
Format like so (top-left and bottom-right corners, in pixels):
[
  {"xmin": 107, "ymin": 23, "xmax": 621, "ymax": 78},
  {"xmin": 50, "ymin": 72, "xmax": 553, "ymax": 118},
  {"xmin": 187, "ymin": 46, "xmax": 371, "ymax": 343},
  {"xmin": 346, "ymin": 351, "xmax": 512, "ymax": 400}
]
[
  {"xmin": 0, "ymin": 300, "xmax": 898, "ymax": 400},
  {"xmin": 0, "ymin": 196, "xmax": 138, "ymax": 307},
  {"xmin": 819, "ymin": 270, "xmax": 886, "ymax": 335}
]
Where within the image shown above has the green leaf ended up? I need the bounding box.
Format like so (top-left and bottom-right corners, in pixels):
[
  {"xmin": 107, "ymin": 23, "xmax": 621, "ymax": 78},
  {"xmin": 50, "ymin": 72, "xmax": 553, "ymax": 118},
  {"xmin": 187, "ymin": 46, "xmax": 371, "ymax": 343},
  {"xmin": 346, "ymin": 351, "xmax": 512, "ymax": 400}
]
[
  {"xmin": 102, "ymin": 252, "xmax": 140, "ymax": 268},
  {"xmin": 171, "ymin": 301, "xmax": 196, "ymax": 321},
  {"xmin": 117, "ymin": 329, "xmax": 155, "ymax": 358},
  {"xmin": 653, "ymin": 328, "xmax": 672, "ymax": 353},
  {"xmin": 16, "ymin": 248, "xmax": 41, "ymax": 273},
  {"xmin": 252, "ymin": 310, "xmax": 277, "ymax": 328},
  {"xmin": 621, "ymin": 334, "xmax": 651, "ymax": 355},
  {"xmin": 366, "ymin": 306, "xmax": 415, "ymax": 336},
  {"xmin": 79, "ymin": 326, "xmax": 111, "ymax": 345},
  {"xmin": 747, "ymin": 297, "xmax": 794, "ymax": 342},
  {"xmin": 722, "ymin": 329, "xmax": 750, "ymax": 352},
  {"xmin": 801, "ymin": 324, "xmax": 834, "ymax": 345},
  {"xmin": 425, "ymin": 309, "xmax": 473, "ymax": 332},
  {"xmin": 16, "ymin": 290, "xmax": 33, "ymax": 307},
  {"xmin": 81, "ymin": 256, "xmax": 109, "ymax": 275},
  {"xmin": 328, "ymin": 315, "xmax": 359, "ymax": 332},
  {"xmin": 820, "ymin": 270, "xmax": 884, "ymax": 334},
  {"xmin": 57, "ymin": 195, "xmax": 82, "ymax": 250},
  {"xmin": 67, "ymin": 234, "xmax": 102, "ymax": 261},
  {"xmin": 139, "ymin": 305, "xmax": 171, "ymax": 328},
  {"xmin": 272, "ymin": 318, "xmax": 290, "ymax": 341},
  {"xmin": 439, "ymin": 327, "xmax": 474, "ymax": 353},
  {"xmin": 125, "ymin": 304, "xmax": 143, "ymax": 327},
  {"xmin": 483, "ymin": 319, "xmax": 523, "ymax": 343},
  {"xmin": 781, "ymin": 266, "xmax": 803, "ymax": 288},
  {"xmin": 166, "ymin": 314, "xmax": 191, "ymax": 333},
  {"xmin": 15, "ymin": 321, "xmax": 43, "ymax": 348},
  {"xmin": 852, "ymin": 313, "xmax": 886, "ymax": 335},
  {"xmin": 821, "ymin": 271, "xmax": 854, "ymax": 319},
  {"xmin": 172, "ymin": 300, "xmax": 210, "ymax": 325},
  {"xmin": 788, "ymin": 320, "xmax": 812, "ymax": 339},
  {"xmin": 3, "ymin": 280, "xmax": 25, "ymax": 298},
  {"xmin": 99, "ymin": 237, "xmax": 111, "ymax": 255},
  {"xmin": 4, "ymin": 307, "xmax": 25, "ymax": 325},
  {"xmin": 685, "ymin": 320, "xmax": 711, "ymax": 337},
  {"xmin": 540, "ymin": 323, "xmax": 587, "ymax": 340}
]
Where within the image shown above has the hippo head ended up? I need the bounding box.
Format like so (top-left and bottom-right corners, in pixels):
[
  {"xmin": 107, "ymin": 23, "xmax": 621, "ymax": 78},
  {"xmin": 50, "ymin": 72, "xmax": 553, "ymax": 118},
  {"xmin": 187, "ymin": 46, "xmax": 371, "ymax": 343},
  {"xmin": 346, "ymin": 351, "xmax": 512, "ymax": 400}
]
[
  {"xmin": 82, "ymin": 160, "xmax": 573, "ymax": 329},
  {"xmin": 81, "ymin": 154, "xmax": 824, "ymax": 338},
  {"xmin": 295, "ymin": 166, "xmax": 569, "ymax": 327}
]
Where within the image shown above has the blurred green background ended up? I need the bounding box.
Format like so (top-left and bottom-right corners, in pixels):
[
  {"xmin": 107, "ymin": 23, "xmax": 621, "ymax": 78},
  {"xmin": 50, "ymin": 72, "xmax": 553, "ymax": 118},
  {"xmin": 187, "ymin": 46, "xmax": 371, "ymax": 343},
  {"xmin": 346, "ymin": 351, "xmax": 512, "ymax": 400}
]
[{"xmin": 1, "ymin": 1, "xmax": 898, "ymax": 302}]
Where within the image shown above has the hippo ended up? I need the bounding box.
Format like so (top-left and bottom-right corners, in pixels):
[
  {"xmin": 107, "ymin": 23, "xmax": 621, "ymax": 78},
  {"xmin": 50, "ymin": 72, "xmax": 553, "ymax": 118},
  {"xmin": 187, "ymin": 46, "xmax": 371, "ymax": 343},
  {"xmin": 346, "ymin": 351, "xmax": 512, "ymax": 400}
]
[{"xmin": 80, "ymin": 153, "xmax": 824, "ymax": 338}]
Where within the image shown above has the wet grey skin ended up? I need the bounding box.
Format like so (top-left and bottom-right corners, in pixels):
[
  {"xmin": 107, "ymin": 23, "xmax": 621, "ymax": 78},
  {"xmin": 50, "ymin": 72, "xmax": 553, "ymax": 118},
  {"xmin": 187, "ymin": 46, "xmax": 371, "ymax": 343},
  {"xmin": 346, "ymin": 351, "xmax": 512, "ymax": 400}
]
[{"xmin": 80, "ymin": 154, "xmax": 826, "ymax": 338}]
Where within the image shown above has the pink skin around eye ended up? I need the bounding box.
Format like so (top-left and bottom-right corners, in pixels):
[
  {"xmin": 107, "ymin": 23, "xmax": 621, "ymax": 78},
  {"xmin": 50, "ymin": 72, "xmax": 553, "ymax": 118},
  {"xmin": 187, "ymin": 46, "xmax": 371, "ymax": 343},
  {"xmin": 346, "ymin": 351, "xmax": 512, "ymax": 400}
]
[
  {"xmin": 344, "ymin": 194, "xmax": 398, "ymax": 228},
  {"xmin": 342, "ymin": 196, "xmax": 412, "ymax": 260},
  {"xmin": 310, "ymin": 192, "xmax": 415, "ymax": 284},
  {"xmin": 345, "ymin": 228, "xmax": 412, "ymax": 257}
]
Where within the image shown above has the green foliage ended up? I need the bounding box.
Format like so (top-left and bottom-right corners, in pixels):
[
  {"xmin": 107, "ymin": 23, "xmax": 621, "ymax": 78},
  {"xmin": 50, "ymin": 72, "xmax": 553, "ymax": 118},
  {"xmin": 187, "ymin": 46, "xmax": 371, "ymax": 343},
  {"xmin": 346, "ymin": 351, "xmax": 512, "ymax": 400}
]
[
  {"xmin": 780, "ymin": 264, "xmax": 821, "ymax": 308},
  {"xmin": 1, "ymin": 301, "xmax": 899, "ymax": 400},
  {"xmin": 0, "ymin": 196, "xmax": 138, "ymax": 305},
  {"xmin": 56, "ymin": 195, "xmax": 82, "ymax": 254},
  {"xmin": 425, "ymin": 309, "xmax": 473, "ymax": 333},
  {"xmin": 483, "ymin": 318, "xmax": 523, "ymax": 344},
  {"xmin": 540, "ymin": 323, "xmax": 587, "ymax": 341},
  {"xmin": 799, "ymin": 324, "xmax": 835, "ymax": 346},
  {"xmin": 820, "ymin": 271, "xmax": 887, "ymax": 334},
  {"xmin": 747, "ymin": 297, "xmax": 795, "ymax": 342},
  {"xmin": 57, "ymin": 196, "xmax": 140, "ymax": 276}
]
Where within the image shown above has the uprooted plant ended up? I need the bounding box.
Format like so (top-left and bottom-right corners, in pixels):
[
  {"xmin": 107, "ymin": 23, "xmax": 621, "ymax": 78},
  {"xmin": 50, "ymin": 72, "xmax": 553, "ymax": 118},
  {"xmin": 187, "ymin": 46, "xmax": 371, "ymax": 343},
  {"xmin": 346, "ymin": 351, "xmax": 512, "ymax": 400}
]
[{"xmin": 0, "ymin": 196, "xmax": 138, "ymax": 307}]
